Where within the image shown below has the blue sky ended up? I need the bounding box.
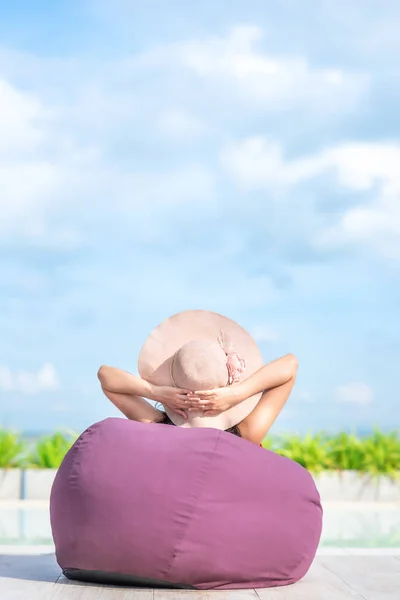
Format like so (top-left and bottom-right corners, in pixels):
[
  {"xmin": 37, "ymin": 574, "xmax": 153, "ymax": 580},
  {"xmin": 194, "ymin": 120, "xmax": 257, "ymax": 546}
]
[{"xmin": 0, "ymin": 1, "xmax": 400, "ymax": 435}]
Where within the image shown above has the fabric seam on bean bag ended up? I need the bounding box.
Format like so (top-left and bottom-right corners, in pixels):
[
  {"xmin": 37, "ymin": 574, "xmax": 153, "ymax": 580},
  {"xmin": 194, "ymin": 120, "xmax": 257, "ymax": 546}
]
[{"xmin": 163, "ymin": 430, "xmax": 221, "ymax": 583}]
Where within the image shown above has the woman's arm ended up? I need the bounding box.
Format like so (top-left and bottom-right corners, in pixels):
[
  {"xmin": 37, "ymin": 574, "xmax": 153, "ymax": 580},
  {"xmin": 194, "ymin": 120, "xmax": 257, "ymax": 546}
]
[
  {"xmin": 98, "ymin": 365, "xmax": 155, "ymax": 398},
  {"xmin": 189, "ymin": 354, "xmax": 298, "ymax": 412},
  {"xmin": 98, "ymin": 365, "xmax": 200, "ymax": 420},
  {"xmin": 102, "ymin": 389, "xmax": 164, "ymax": 423},
  {"xmin": 98, "ymin": 367, "xmax": 162, "ymax": 422},
  {"xmin": 233, "ymin": 354, "xmax": 298, "ymax": 403},
  {"xmin": 238, "ymin": 361, "xmax": 298, "ymax": 444},
  {"xmin": 188, "ymin": 354, "xmax": 298, "ymax": 444}
]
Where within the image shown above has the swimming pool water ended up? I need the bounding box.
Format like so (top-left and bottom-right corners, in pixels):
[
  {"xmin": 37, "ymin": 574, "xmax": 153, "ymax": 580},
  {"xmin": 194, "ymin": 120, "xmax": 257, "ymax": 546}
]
[
  {"xmin": 321, "ymin": 504, "xmax": 400, "ymax": 548},
  {"xmin": 0, "ymin": 504, "xmax": 399, "ymax": 548}
]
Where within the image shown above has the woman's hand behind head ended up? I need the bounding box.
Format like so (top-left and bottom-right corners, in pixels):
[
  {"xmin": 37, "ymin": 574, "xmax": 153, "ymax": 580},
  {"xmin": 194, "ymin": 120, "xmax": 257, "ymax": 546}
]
[
  {"xmin": 151, "ymin": 385, "xmax": 201, "ymax": 419},
  {"xmin": 187, "ymin": 386, "xmax": 243, "ymax": 416}
]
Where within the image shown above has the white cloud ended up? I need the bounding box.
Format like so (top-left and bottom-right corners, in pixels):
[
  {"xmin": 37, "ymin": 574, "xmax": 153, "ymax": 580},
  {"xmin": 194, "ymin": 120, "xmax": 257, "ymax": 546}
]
[
  {"xmin": 0, "ymin": 21, "xmax": 371, "ymax": 251},
  {"xmin": 156, "ymin": 110, "xmax": 209, "ymax": 141},
  {"xmin": 36, "ymin": 363, "xmax": 59, "ymax": 390},
  {"xmin": 0, "ymin": 79, "xmax": 44, "ymax": 154},
  {"xmin": 180, "ymin": 26, "xmax": 277, "ymax": 77},
  {"xmin": 251, "ymin": 324, "xmax": 281, "ymax": 343},
  {"xmin": 335, "ymin": 382, "xmax": 374, "ymax": 405},
  {"xmin": 314, "ymin": 144, "xmax": 400, "ymax": 260},
  {"xmin": 0, "ymin": 363, "xmax": 59, "ymax": 394},
  {"xmin": 0, "ymin": 72, "xmax": 217, "ymax": 245},
  {"xmin": 221, "ymin": 137, "xmax": 400, "ymax": 260},
  {"xmin": 118, "ymin": 164, "xmax": 216, "ymax": 208},
  {"xmin": 221, "ymin": 137, "xmax": 400, "ymax": 189},
  {"xmin": 91, "ymin": 1, "xmax": 400, "ymax": 69},
  {"xmin": 0, "ymin": 77, "xmax": 71, "ymax": 240},
  {"xmin": 0, "ymin": 78, "xmax": 61, "ymax": 236},
  {"xmin": 0, "ymin": 26, "xmax": 385, "ymax": 266},
  {"xmin": 220, "ymin": 137, "xmax": 284, "ymax": 188},
  {"xmin": 176, "ymin": 26, "xmax": 367, "ymax": 110},
  {"xmin": 0, "ymin": 162, "xmax": 59, "ymax": 228}
]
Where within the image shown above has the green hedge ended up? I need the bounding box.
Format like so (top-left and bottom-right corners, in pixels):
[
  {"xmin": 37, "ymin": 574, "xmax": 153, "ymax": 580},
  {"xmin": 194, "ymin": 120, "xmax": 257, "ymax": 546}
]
[
  {"xmin": 0, "ymin": 427, "xmax": 399, "ymax": 474},
  {"xmin": 0, "ymin": 430, "xmax": 78, "ymax": 469},
  {"xmin": 262, "ymin": 428, "xmax": 400, "ymax": 477}
]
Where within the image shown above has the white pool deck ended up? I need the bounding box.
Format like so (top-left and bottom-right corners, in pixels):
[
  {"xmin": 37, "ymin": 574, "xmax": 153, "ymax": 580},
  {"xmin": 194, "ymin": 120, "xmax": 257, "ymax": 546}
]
[
  {"xmin": 1, "ymin": 501, "xmax": 400, "ymax": 599},
  {"xmin": 1, "ymin": 549, "xmax": 400, "ymax": 600}
]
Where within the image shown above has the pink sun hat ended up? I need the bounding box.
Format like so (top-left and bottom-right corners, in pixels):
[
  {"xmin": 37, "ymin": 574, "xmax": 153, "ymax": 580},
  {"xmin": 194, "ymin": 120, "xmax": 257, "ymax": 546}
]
[{"xmin": 138, "ymin": 310, "xmax": 264, "ymax": 430}]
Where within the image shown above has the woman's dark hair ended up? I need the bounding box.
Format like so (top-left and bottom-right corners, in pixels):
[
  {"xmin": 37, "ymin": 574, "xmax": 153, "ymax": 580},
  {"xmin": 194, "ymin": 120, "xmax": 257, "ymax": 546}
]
[{"xmin": 158, "ymin": 411, "xmax": 242, "ymax": 437}]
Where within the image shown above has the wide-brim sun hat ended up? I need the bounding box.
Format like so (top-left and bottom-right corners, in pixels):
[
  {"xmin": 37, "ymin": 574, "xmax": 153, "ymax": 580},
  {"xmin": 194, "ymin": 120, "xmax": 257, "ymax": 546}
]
[{"xmin": 138, "ymin": 310, "xmax": 264, "ymax": 430}]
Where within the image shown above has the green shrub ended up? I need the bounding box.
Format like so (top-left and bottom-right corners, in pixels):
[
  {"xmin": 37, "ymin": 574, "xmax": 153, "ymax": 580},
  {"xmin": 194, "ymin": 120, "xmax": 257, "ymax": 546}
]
[
  {"xmin": 262, "ymin": 428, "xmax": 400, "ymax": 475},
  {"xmin": 29, "ymin": 432, "xmax": 77, "ymax": 469},
  {"xmin": 273, "ymin": 432, "xmax": 333, "ymax": 474},
  {"xmin": 358, "ymin": 428, "xmax": 400, "ymax": 478},
  {"xmin": 0, "ymin": 429, "xmax": 26, "ymax": 468},
  {"xmin": 1, "ymin": 426, "xmax": 399, "ymax": 474},
  {"xmin": 326, "ymin": 432, "xmax": 365, "ymax": 471}
]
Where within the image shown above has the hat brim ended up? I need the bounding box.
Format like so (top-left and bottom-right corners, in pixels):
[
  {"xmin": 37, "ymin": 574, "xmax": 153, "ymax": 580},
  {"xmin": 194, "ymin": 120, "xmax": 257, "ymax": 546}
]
[{"xmin": 138, "ymin": 310, "xmax": 264, "ymax": 430}]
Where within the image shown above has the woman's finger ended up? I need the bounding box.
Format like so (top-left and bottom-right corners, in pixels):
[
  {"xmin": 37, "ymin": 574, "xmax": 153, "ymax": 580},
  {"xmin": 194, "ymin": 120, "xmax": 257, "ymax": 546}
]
[
  {"xmin": 193, "ymin": 394, "xmax": 214, "ymax": 401},
  {"xmin": 183, "ymin": 396, "xmax": 209, "ymax": 405},
  {"xmin": 177, "ymin": 400, "xmax": 202, "ymax": 409},
  {"xmin": 181, "ymin": 398, "xmax": 213, "ymax": 408},
  {"xmin": 194, "ymin": 400, "xmax": 213, "ymax": 407},
  {"xmin": 178, "ymin": 397, "xmax": 202, "ymax": 406},
  {"xmin": 183, "ymin": 403, "xmax": 205, "ymax": 411}
]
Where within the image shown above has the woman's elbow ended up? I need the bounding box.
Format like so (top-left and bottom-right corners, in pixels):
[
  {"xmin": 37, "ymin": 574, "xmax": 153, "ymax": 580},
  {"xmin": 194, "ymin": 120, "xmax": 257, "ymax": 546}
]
[
  {"xmin": 97, "ymin": 365, "xmax": 109, "ymax": 387},
  {"xmin": 285, "ymin": 353, "xmax": 299, "ymax": 377}
]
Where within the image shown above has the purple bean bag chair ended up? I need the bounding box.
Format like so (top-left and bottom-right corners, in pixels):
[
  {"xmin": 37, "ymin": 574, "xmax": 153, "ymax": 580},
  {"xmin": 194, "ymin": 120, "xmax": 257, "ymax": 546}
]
[{"xmin": 50, "ymin": 418, "xmax": 322, "ymax": 590}]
